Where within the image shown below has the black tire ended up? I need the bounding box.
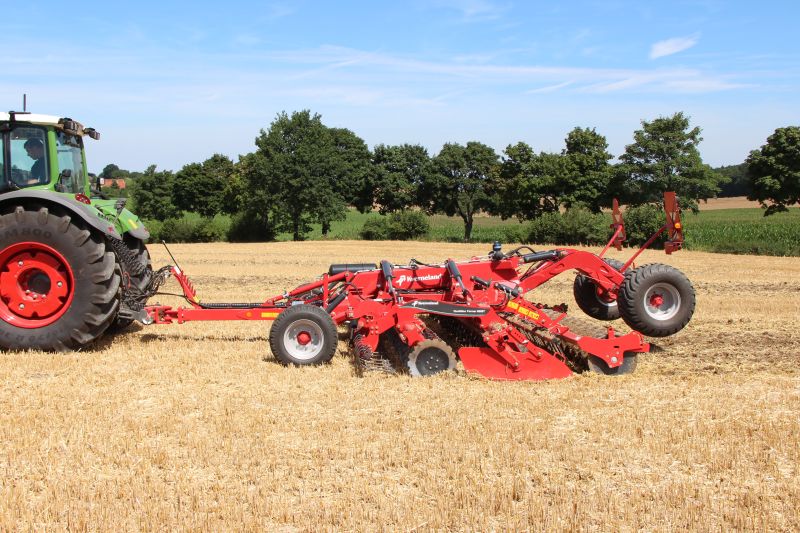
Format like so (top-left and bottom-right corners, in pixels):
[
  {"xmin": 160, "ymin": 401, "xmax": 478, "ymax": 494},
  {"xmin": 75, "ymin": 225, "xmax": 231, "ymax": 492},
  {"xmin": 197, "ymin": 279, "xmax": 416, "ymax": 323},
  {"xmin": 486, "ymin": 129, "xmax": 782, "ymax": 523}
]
[
  {"xmin": 0, "ymin": 206, "xmax": 120, "ymax": 350},
  {"xmin": 573, "ymin": 258, "xmax": 624, "ymax": 321},
  {"xmin": 269, "ymin": 305, "xmax": 338, "ymax": 366},
  {"xmin": 587, "ymin": 352, "xmax": 638, "ymax": 376},
  {"xmin": 109, "ymin": 237, "xmax": 152, "ymax": 331},
  {"xmin": 618, "ymin": 263, "xmax": 695, "ymax": 337}
]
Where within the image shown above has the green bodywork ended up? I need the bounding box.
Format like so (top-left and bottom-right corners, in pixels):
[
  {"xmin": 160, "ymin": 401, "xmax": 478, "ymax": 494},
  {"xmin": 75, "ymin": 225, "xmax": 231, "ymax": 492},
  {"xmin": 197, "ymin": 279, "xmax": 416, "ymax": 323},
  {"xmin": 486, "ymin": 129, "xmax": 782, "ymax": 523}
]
[
  {"xmin": 90, "ymin": 198, "xmax": 147, "ymax": 237},
  {"xmin": 2, "ymin": 120, "xmax": 147, "ymax": 239}
]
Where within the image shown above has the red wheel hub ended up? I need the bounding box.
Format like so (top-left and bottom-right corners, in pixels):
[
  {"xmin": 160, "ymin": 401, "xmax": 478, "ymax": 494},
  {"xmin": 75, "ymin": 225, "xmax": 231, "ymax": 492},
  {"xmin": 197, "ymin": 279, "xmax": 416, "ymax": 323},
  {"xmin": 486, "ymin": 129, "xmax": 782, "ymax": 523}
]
[
  {"xmin": 0, "ymin": 242, "xmax": 74, "ymax": 328},
  {"xmin": 649, "ymin": 293, "xmax": 664, "ymax": 307},
  {"xmin": 296, "ymin": 331, "xmax": 312, "ymax": 345}
]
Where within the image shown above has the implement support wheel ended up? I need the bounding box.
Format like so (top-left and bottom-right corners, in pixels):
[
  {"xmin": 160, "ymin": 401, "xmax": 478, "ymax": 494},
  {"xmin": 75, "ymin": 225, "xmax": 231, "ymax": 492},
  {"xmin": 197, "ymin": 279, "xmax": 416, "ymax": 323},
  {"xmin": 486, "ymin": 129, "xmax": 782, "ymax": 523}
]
[
  {"xmin": 573, "ymin": 258, "xmax": 625, "ymax": 321},
  {"xmin": 269, "ymin": 305, "xmax": 338, "ymax": 366},
  {"xmin": 618, "ymin": 263, "xmax": 695, "ymax": 337}
]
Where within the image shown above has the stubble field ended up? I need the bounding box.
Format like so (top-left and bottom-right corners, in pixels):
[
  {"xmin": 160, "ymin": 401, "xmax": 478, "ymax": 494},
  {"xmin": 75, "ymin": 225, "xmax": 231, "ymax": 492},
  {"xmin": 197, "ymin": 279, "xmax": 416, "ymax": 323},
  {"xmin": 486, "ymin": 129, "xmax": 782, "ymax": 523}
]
[{"xmin": 1, "ymin": 241, "xmax": 798, "ymax": 531}]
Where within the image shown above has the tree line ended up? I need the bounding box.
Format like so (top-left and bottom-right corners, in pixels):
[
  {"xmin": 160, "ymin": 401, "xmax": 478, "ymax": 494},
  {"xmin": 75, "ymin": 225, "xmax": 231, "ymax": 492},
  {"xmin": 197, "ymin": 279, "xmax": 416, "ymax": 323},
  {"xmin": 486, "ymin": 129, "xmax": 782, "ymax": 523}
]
[{"xmin": 114, "ymin": 110, "xmax": 798, "ymax": 241}]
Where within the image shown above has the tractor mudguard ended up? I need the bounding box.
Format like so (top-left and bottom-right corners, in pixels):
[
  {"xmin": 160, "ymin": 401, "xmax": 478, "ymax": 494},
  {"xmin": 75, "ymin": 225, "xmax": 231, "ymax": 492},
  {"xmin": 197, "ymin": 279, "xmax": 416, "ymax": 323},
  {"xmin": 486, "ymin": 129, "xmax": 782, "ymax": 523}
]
[
  {"xmin": 90, "ymin": 198, "xmax": 150, "ymax": 241},
  {"xmin": 0, "ymin": 190, "xmax": 121, "ymax": 239}
]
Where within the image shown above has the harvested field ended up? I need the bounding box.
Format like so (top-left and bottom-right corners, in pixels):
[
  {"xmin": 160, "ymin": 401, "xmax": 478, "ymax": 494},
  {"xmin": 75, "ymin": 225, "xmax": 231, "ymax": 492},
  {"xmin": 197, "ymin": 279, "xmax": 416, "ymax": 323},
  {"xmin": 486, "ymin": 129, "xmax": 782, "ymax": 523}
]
[{"xmin": 1, "ymin": 241, "xmax": 798, "ymax": 531}]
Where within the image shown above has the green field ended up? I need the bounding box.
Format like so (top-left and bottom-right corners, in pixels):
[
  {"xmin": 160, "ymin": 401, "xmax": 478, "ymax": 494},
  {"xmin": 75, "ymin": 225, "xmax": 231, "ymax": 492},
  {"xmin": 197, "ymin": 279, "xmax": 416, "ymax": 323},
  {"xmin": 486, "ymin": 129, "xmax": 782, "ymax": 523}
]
[
  {"xmin": 682, "ymin": 208, "xmax": 800, "ymax": 256},
  {"xmin": 276, "ymin": 207, "xmax": 800, "ymax": 256}
]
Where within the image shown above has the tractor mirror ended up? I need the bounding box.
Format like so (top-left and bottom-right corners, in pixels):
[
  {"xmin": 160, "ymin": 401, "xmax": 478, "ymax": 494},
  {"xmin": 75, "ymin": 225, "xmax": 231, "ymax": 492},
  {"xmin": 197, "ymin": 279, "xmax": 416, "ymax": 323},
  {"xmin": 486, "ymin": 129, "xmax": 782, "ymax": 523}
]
[{"xmin": 85, "ymin": 128, "xmax": 100, "ymax": 140}]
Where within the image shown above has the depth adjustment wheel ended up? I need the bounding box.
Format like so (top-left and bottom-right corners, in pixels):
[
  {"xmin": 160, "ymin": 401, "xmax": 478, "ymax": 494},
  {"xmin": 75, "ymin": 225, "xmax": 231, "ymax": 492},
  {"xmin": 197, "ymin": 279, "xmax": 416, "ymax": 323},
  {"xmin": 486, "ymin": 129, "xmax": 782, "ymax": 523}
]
[
  {"xmin": 268, "ymin": 305, "xmax": 338, "ymax": 366},
  {"xmin": 407, "ymin": 339, "xmax": 457, "ymax": 377}
]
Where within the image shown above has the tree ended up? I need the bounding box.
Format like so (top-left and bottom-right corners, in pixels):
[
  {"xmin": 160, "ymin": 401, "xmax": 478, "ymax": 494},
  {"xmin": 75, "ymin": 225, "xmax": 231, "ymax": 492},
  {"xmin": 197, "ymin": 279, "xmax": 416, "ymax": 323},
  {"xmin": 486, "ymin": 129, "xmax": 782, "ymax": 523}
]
[
  {"xmin": 247, "ymin": 110, "xmax": 347, "ymax": 241},
  {"xmin": 616, "ymin": 112, "xmax": 726, "ymax": 211},
  {"xmin": 716, "ymin": 163, "xmax": 751, "ymax": 197},
  {"xmin": 329, "ymin": 128, "xmax": 373, "ymax": 216},
  {"xmin": 130, "ymin": 165, "xmax": 178, "ymax": 220},
  {"xmin": 562, "ymin": 127, "xmax": 613, "ymax": 211},
  {"xmin": 172, "ymin": 154, "xmax": 235, "ymax": 217},
  {"xmin": 491, "ymin": 142, "xmax": 571, "ymax": 221},
  {"xmin": 426, "ymin": 142, "xmax": 498, "ymax": 241},
  {"xmin": 747, "ymin": 126, "xmax": 800, "ymax": 215},
  {"xmin": 372, "ymin": 144, "xmax": 434, "ymax": 214},
  {"xmin": 101, "ymin": 163, "xmax": 120, "ymax": 179}
]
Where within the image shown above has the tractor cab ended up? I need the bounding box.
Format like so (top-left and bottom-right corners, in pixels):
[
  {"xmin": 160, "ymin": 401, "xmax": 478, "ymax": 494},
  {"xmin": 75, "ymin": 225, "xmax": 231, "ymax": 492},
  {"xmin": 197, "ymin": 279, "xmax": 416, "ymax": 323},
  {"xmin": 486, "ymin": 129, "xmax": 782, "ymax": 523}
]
[{"xmin": 0, "ymin": 112, "xmax": 99, "ymax": 196}]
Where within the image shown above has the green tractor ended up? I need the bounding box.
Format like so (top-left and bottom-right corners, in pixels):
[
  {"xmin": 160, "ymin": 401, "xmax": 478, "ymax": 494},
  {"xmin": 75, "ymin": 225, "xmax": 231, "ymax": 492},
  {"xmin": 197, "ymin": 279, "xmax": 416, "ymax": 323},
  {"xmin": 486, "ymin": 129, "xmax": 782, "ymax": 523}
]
[{"xmin": 0, "ymin": 111, "xmax": 151, "ymax": 350}]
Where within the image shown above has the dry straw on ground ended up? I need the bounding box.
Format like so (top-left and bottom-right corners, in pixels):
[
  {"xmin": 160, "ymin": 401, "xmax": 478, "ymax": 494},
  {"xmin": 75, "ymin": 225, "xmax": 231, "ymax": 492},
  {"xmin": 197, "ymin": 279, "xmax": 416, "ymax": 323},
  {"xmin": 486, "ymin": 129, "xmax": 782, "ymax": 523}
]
[{"xmin": 1, "ymin": 241, "xmax": 798, "ymax": 531}]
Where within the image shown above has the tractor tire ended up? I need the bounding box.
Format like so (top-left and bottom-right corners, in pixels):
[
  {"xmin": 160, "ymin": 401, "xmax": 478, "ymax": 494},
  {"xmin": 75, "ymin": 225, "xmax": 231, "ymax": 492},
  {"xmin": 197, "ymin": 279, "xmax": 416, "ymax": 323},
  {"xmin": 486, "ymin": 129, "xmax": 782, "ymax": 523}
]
[
  {"xmin": 587, "ymin": 352, "xmax": 638, "ymax": 376},
  {"xmin": 0, "ymin": 206, "xmax": 120, "ymax": 350},
  {"xmin": 109, "ymin": 237, "xmax": 152, "ymax": 331},
  {"xmin": 269, "ymin": 305, "xmax": 338, "ymax": 366},
  {"xmin": 573, "ymin": 258, "xmax": 624, "ymax": 321},
  {"xmin": 407, "ymin": 339, "xmax": 457, "ymax": 377},
  {"xmin": 618, "ymin": 263, "xmax": 695, "ymax": 337}
]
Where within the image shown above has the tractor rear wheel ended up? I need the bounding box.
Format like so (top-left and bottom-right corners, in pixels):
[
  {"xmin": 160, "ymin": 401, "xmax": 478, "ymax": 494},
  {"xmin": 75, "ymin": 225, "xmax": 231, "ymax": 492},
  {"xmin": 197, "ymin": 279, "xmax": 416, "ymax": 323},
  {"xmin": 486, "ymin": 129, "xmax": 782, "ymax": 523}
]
[
  {"xmin": 269, "ymin": 305, "xmax": 338, "ymax": 366},
  {"xmin": 618, "ymin": 263, "xmax": 695, "ymax": 337},
  {"xmin": 0, "ymin": 206, "xmax": 120, "ymax": 350},
  {"xmin": 573, "ymin": 258, "xmax": 624, "ymax": 321}
]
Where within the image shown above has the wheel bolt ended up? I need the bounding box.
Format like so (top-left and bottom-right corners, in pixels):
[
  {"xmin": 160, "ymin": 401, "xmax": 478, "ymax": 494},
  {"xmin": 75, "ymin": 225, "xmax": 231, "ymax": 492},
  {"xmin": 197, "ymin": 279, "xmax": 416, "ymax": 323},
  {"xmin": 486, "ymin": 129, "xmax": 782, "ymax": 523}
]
[
  {"xmin": 611, "ymin": 356, "xmax": 618, "ymax": 363},
  {"xmin": 19, "ymin": 304, "xmax": 24, "ymax": 310},
  {"xmin": 57, "ymin": 282, "xmax": 63, "ymax": 288},
  {"xmin": 17, "ymin": 261, "xmax": 23, "ymax": 267}
]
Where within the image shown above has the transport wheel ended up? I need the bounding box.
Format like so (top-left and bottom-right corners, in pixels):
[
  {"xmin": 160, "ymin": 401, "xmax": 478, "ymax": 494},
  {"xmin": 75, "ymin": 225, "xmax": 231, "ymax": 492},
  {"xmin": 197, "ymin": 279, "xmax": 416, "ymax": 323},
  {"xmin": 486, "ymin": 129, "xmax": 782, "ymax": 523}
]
[
  {"xmin": 407, "ymin": 339, "xmax": 457, "ymax": 377},
  {"xmin": 587, "ymin": 352, "xmax": 638, "ymax": 376},
  {"xmin": 0, "ymin": 206, "xmax": 120, "ymax": 350},
  {"xmin": 269, "ymin": 305, "xmax": 338, "ymax": 366},
  {"xmin": 109, "ymin": 237, "xmax": 152, "ymax": 331},
  {"xmin": 618, "ymin": 263, "xmax": 695, "ymax": 337},
  {"xmin": 573, "ymin": 258, "xmax": 624, "ymax": 321}
]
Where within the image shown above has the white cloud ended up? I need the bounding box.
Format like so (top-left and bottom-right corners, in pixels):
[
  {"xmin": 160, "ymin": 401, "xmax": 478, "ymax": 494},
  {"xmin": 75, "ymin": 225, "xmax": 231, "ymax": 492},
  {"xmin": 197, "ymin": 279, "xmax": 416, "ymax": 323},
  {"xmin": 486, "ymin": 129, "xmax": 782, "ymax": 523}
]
[{"xmin": 650, "ymin": 34, "xmax": 700, "ymax": 59}]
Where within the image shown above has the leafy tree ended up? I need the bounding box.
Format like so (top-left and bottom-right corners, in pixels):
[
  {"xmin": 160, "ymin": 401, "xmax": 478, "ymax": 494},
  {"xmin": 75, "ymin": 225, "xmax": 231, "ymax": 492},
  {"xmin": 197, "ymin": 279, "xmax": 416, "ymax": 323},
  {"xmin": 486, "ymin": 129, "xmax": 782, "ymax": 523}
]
[
  {"xmin": 172, "ymin": 154, "xmax": 235, "ymax": 217},
  {"xmin": 426, "ymin": 142, "xmax": 499, "ymax": 241},
  {"xmin": 616, "ymin": 112, "xmax": 726, "ymax": 211},
  {"xmin": 329, "ymin": 128, "xmax": 373, "ymax": 215},
  {"xmin": 130, "ymin": 165, "xmax": 178, "ymax": 220},
  {"xmin": 562, "ymin": 127, "xmax": 613, "ymax": 211},
  {"xmin": 716, "ymin": 163, "xmax": 751, "ymax": 197},
  {"xmin": 101, "ymin": 163, "xmax": 120, "ymax": 179},
  {"xmin": 491, "ymin": 142, "xmax": 570, "ymax": 221},
  {"xmin": 372, "ymin": 144, "xmax": 434, "ymax": 214},
  {"xmin": 232, "ymin": 152, "xmax": 279, "ymax": 241},
  {"xmin": 248, "ymin": 110, "xmax": 347, "ymax": 241},
  {"xmin": 747, "ymin": 126, "xmax": 800, "ymax": 215}
]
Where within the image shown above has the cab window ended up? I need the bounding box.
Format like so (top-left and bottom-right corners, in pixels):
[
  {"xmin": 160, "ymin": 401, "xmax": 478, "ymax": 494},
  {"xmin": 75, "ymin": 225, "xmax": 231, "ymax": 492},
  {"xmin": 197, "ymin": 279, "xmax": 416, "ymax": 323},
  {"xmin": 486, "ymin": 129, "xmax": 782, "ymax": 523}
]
[
  {"xmin": 54, "ymin": 131, "xmax": 85, "ymax": 194},
  {"xmin": 9, "ymin": 127, "xmax": 49, "ymax": 188}
]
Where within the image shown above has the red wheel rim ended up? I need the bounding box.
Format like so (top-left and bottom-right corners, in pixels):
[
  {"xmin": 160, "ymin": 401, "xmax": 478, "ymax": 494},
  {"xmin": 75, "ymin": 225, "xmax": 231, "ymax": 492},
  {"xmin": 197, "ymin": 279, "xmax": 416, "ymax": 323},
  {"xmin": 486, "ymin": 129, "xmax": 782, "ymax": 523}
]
[{"xmin": 0, "ymin": 242, "xmax": 75, "ymax": 328}]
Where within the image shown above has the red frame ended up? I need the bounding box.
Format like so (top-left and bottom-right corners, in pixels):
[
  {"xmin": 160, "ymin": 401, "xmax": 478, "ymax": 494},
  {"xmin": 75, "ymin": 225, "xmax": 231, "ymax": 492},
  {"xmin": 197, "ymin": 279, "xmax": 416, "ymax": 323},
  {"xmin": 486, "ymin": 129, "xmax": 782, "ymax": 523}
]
[{"xmin": 144, "ymin": 193, "xmax": 684, "ymax": 380}]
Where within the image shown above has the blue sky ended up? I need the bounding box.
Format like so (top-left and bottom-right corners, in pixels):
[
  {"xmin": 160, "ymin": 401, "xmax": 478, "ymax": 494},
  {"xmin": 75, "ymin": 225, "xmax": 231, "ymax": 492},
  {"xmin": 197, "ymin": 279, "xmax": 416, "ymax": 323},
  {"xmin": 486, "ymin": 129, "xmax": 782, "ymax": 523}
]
[{"xmin": 3, "ymin": 0, "xmax": 798, "ymax": 172}]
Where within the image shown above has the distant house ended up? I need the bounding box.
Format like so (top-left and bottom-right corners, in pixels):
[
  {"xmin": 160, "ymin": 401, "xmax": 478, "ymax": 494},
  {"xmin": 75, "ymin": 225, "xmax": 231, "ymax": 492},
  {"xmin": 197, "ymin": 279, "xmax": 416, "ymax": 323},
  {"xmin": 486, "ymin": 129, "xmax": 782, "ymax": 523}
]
[{"xmin": 101, "ymin": 178, "xmax": 127, "ymax": 189}]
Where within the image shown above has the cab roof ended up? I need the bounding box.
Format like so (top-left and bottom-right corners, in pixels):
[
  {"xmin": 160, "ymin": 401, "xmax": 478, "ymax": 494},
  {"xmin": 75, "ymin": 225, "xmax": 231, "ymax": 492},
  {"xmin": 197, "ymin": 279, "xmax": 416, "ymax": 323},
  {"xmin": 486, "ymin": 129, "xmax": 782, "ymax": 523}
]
[{"xmin": 0, "ymin": 112, "xmax": 98, "ymax": 139}]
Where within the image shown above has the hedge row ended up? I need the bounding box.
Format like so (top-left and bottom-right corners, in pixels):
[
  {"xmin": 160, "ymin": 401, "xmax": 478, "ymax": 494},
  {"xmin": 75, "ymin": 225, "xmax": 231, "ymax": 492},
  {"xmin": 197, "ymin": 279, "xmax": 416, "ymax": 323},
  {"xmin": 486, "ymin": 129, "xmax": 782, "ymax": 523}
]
[{"xmin": 143, "ymin": 207, "xmax": 666, "ymax": 247}]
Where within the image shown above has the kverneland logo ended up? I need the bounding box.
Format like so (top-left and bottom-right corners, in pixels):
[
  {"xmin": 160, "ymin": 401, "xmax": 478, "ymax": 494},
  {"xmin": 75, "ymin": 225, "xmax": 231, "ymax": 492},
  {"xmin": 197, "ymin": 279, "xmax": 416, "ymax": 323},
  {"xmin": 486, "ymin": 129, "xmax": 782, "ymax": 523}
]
[{"xmin": 395, "ymin": 273, "xmax": 443, "ymax": 286}]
